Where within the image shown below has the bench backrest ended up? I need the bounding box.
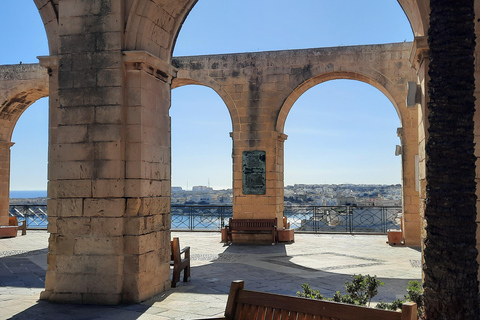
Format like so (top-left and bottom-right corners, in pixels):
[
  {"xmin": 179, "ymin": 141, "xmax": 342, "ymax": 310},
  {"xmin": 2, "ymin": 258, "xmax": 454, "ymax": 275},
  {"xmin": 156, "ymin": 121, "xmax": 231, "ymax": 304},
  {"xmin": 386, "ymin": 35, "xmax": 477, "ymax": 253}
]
[
  {"xmin": 229, "ymin": 218, "xmax": 277, "ymax": 230},
  {"xmin": 8, "ymin": 216, "xmax": 18, "ymax": 226},
  {"xmin": 225, "ymin": 281, "xmax": 417, "ymax": 320},
  {"xmin": 171, "ymin": 237, "xmax": 181, "ymax": 263}
]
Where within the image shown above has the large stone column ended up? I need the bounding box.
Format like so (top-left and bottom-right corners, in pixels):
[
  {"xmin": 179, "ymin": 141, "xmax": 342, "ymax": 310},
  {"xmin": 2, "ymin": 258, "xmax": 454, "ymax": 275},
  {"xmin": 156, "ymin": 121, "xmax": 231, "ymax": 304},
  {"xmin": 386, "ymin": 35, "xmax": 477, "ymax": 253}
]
[
  {"xmin": 122, "ymin": 50, "xmax": 175, "ymax": 302},
  {"xmin": 40, "ymin": 1, "xmax": 173, "ymax": 304},
  {"xmin": 0, "ymin": 141, "xmax": 14, "ymax": 226}
]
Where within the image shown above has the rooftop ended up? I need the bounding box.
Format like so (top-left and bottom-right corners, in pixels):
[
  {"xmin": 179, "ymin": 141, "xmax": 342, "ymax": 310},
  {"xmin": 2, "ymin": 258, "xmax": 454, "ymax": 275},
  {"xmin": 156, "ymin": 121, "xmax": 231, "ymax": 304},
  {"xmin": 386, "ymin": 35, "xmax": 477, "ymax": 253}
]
[{"xmin": 0, "ymin": 231, "xmax": 421, "ymax": 319}]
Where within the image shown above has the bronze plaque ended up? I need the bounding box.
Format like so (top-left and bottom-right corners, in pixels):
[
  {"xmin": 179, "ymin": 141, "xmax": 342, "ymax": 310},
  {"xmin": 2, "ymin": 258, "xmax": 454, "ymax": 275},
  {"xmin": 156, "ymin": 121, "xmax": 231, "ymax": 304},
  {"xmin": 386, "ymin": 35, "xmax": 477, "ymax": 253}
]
[{"xmin": 242, "ymin": 151, "xmax": 266, "ymax": 195}]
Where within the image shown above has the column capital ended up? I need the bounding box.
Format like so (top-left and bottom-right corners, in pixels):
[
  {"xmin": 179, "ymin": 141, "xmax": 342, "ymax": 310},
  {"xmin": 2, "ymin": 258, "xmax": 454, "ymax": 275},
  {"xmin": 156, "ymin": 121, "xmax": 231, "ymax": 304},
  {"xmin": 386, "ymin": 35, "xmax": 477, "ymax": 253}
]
[
  {"xmin": 409, "ymin": 36, "xmax": 429, "ymax": 70},
  {"xmin": 0, "ymin": 141, "xmax": 15, "ymax": 148},
  {"xmin": 276, "ymin": 132, "xmax": 288, "ymax": 142},
  {"xmin": 123, "ymin": 51, "xmax": 178, "ymax": 84},
  {"xmin": 37, "ymin": 56, "xmax": 59, "ymax": 76}
]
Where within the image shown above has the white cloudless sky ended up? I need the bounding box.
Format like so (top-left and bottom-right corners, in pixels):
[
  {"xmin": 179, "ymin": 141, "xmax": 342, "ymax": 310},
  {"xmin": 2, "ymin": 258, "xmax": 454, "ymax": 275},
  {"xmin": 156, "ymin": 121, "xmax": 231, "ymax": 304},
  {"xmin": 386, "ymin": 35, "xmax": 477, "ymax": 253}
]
[{"xmin": 1, "ymin": 0, "xmax": 413, "ymax": 191}]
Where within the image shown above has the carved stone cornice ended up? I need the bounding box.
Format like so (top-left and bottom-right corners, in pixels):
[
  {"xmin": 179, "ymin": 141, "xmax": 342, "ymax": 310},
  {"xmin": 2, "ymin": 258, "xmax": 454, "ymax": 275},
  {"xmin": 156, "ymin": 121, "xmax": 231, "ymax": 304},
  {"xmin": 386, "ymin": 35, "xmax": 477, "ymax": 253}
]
[
  {"xmin": 37, "ymin": 56, "xmax": 59, "ymax": 76},
  {"xmin": 123, "ymin": 51, "xmax": 178, "ymax": 84},
  {"xmin": 409, "ymin": 36, "xmax": 429, "ymax": 70},
  {"xmin": 277, "ymin": 132, "xmax": 288, "ymax": 142},
  {"xmin": 397, "ymin": 127, "xmax": 405, "ymax": 140},
  {"xmin": 0, "ymin": 141, "xmax": 15, "ymax": 149}
]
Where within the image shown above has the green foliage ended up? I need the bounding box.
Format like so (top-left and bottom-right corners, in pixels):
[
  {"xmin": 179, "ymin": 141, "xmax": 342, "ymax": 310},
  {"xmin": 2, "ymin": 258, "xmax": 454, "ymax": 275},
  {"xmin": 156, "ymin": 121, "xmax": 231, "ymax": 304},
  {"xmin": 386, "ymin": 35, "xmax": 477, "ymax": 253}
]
[
  {"xmin": 376, "ymin": 299, "xmax": 404, "ymax": 311},
  {"xmin": 296, "ymin": 283, "xmax": 324, "ymax": 300},
  {"xmin": 298, "ymin": 274, "xmax": 384, "ymax": 307},
  {"xmin": 375, "ymin": 280, "xmax": 424, "ymax": 318},
  {"xmin": 299, "ymin": 277, "xmax": 424, "ymax": 318},
  {"xmin": 341, "ymin": 274, "xmax": 384, "ymax": 306},
  {"xmin": 406, "ymin": 280, "xmax": 423, "ymax": 308}
]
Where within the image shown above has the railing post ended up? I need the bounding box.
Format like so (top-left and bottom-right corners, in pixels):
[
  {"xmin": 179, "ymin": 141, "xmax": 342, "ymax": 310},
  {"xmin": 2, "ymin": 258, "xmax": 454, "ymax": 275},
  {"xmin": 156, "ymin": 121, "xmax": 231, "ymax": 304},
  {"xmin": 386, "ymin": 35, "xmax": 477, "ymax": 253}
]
[
  {"xmin": 347, "ymin": 206, "xmax": 352, "ymax": 233},
  {"xmin": 189, "ymin": 206, "xmax": 193, "ymax": 230},
  {"xmin": 383, "ymin": 207, "xmax": 387, "ymax": 233}
]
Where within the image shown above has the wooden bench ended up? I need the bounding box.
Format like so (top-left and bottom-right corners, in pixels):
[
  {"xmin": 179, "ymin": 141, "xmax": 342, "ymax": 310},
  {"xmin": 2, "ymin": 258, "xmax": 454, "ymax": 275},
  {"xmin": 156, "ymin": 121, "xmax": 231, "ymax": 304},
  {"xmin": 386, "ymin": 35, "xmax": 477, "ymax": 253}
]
[
  {"xmin": 9, "ymin": 216, "xmax": 26, "ymax": 235},
  {"xmin": 170, "ymin": 237, "xmax": 191, "ymax": 288},
  {"xmin": 208, "ymin": 280, "xmax": 417, "ymax": 320},
  {"xmin": 226, "ymin": 218, "xmax": 277, "ymax": 244},
  {"xmin": 0, "ymin": 217, "xmax": 26, "ymax": 238}
]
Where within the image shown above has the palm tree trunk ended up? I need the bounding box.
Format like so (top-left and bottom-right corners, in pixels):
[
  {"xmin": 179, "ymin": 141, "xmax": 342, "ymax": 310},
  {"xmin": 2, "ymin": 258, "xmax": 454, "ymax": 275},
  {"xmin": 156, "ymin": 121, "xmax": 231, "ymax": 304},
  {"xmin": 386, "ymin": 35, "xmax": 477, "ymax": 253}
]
[{"xmin": 424, "ymin": 0, "xmax": 479, "ymax": 319}]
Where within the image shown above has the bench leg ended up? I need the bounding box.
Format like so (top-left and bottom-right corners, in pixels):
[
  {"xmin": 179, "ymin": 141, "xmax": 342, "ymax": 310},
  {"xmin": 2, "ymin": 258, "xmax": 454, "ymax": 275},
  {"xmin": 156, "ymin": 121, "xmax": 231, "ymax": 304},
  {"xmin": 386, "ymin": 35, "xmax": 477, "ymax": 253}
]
[
  {"xmin": 21, "ymin": 221, "xmax": 26, "ymax": 236},
  {"xmin": 183, "ymin": 264, "xmax": 191, "ymax": 282},
  {"xmin": 172, "ymin": 264, "xmax": 180, "ymax": 288}
]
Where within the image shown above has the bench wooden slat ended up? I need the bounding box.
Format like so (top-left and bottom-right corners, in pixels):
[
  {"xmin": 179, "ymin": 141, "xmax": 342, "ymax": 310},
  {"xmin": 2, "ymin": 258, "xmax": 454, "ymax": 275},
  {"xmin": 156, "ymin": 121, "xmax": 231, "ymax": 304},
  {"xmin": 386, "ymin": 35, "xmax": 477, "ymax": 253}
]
[
  {"xmin": 264, "ymin": 307, "xmax": 274, "ymax": 320},
  {"xmin": 237, "ymin": 290, "xmax": 403, "ymax": 320},
  {"xmin": 240, "ymin": 303, "xmax": 250, "ymax": 320},
  {"xmin": 271, "ymin": 308, "xmax": 281, "ymax": 320},
  {"xmin": 258, "ymin": 306, "xmax": 267, "ymax": 320}
]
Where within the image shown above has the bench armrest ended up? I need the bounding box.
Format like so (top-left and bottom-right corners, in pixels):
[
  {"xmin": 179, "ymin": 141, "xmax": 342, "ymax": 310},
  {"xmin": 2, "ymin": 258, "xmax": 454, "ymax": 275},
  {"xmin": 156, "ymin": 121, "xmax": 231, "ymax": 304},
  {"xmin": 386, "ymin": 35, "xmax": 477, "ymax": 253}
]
[{"xmin": 180, "ymin": 246, "xmax": 190, "ymax": 259}]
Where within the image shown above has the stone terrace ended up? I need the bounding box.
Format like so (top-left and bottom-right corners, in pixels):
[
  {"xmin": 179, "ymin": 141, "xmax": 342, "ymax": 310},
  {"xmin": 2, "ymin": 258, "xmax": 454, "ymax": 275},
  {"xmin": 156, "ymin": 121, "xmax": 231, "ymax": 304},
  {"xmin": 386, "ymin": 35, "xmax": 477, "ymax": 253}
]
[{"xmin": 0, "ymin": 231, "xmax": 421, "ymax": 319}]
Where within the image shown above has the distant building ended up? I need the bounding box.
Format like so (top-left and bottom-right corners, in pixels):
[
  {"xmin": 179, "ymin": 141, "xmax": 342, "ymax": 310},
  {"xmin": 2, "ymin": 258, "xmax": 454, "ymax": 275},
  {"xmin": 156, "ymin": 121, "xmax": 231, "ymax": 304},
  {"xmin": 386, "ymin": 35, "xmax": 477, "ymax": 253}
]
[
  {"xmin": 337, "ymin": 196, "xmax": 357, "ymax": 206},
  {"xmin": 172, "ymin": 187, "xmax": 183, "ymax": 192},
  {"xmin": 192, "ymin": 186, "xmax": 213, "ymax": 192}
]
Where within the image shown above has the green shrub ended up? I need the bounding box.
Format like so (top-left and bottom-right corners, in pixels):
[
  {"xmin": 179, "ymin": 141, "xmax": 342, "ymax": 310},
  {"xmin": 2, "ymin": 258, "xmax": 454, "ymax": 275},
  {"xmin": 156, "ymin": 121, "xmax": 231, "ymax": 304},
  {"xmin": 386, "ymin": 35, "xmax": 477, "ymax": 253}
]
[
  {"xmin": 296, "ymin": 283, "xmax": 324, "ymax": 300},
  {"xmin": 375, "ymin": 280, "xmax": 424, "ymax": 318},
  {"xmin": 298, "ymin": 276, "xmax": 424, "ymax": 318},
  {"xmin": 297, "ymin": 274, "xmax": 384, "ymax": 307}
]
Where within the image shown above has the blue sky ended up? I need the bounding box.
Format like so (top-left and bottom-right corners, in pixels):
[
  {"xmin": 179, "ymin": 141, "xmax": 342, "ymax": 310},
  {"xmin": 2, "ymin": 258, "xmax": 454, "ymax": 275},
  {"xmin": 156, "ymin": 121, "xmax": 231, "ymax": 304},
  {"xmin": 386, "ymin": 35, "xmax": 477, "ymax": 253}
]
[{"xmin": 2, "ymin": 1, "xmax": 413, "ymax": 191}]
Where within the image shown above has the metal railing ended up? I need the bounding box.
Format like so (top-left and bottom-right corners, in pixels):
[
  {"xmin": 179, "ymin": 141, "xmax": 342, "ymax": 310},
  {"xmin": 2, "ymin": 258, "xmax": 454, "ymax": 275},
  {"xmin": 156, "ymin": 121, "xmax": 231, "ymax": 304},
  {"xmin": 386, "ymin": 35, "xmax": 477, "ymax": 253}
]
[
  {"xmin": 171, "ymin": 205, "xmax": 233, "ymax": 230},
  {"xmin": 9, "ymin": 205, "xmax": 48, "ymax": 229},
  {"xmin": 284, "ymin": 205, "xmax": 402, "ymax": 233},
  {"xmin": 9, "ymin": 204, "xmax": 402, "ymax": 233}
]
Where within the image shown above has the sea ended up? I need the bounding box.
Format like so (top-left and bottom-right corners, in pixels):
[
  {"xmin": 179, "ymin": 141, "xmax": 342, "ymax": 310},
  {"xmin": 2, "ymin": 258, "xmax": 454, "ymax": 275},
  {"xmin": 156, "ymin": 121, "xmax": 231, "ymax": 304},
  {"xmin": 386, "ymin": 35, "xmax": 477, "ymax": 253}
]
[{"xmin": 10, "ymin": 190, "xmax": 47, "ymax": 198}]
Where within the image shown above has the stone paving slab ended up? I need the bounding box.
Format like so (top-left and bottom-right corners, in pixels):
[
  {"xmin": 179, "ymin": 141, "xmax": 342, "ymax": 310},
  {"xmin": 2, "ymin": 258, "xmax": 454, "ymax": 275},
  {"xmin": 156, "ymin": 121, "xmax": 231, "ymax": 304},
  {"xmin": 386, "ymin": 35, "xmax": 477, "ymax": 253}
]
[{"xmin": 0, "ymin": 230, "xmax": 421, "ymax": 319}]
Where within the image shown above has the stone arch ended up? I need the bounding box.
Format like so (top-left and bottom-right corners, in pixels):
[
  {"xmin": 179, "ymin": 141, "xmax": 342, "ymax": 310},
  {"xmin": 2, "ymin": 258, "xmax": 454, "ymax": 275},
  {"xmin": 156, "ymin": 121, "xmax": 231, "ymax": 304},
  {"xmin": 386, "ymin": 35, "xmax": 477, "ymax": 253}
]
[
  {"xmin": 276, "ymin": 71, "xmax": 408, "ymax": 134},
  {"xmin": 0, "ymin": 87, "xmax": 49, "ymax": 141},
  {"xmin": 397, "ymin": 0, "xmax": 429, "ymax": 37},
  {"xmin": 277, "ymin": 70, "xmax": 420, "ymax": 245},
  {"xmin": 172, "ymin": 75, "xmax": 240, "ymax": 132},
  {"xmin": 33, "ymin": 0, "xmax": 59, "ymax": 54},
  {"xmin": 170, "ymin": 0, "xmax": 427, "ymax": 58},
  {"xmin": 125, "ymin": 1, "xmax": 428, "ymax": 63},
  {"xmin": 125, "ymin": 0, "xmax": 198, "ymax": 62},
  {"xmin": 0, "ymin": 64, "xmax": 48, "ymax": 226},
  {"xmin": 0, "ymin": 65, "xmax": 49, "ymax": 141}
]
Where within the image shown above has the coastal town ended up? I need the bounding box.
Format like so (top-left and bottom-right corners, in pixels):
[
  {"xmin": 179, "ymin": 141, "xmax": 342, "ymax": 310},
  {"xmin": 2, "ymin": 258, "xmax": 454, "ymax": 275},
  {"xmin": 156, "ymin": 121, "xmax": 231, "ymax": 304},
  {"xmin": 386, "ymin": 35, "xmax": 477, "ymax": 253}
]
[{"xmin": 171, "ymin": 184, "xmax": 402, "ymax": 206}]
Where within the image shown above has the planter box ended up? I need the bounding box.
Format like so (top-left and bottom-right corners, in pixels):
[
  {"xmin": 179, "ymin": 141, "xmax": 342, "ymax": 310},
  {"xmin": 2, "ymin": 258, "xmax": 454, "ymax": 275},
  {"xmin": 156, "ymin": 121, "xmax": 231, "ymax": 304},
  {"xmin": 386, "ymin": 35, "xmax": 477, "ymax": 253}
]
[
  {"xmin": 387, "ymin": 230, "xmax": 403, "ymax": 245},
  {"xmin": 0, "ymin": 226, "xmax": 18, "ymax": 238},
  {"xmin": 278, "ymin": 229, "xmax": 294, "ymax": 243},
  {"xmin": 221, "ymin": 228, "xmax": 228, "ymax": 243}
]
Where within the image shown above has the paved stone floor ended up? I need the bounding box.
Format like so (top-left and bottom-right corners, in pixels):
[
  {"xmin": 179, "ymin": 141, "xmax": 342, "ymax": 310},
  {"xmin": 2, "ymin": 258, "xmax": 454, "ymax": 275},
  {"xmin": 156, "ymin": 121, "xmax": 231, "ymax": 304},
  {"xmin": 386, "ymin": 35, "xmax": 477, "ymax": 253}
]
[{"xmin": 0, "ymin": 230, "xmax": 421, "ymax": 320}]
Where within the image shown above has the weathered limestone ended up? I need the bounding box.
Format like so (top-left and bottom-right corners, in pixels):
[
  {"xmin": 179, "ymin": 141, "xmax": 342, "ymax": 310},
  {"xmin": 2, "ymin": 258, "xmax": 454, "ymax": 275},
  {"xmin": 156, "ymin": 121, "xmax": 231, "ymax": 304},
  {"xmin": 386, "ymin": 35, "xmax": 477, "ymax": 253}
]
[
  {"xmin": 0, "ymin": 63, "xmax": 49, "ymax": 226},
  {"xmin": 2, "ymin": 44, "xmax": 422, "ymax": 245},
  {"xmin": 172, "ymin": 43, "xmax": 420, "ymax": 244},
  {"xmin": 37, "ymin": 1, "xmax": 173, "ymax": 304},
  {"xmin": 0, "ymin": 0, "xmax": 471, "ymax": 305},
  {"xmin": 0, "ymin": 142, "xmax": 14, "ymax": 226},
  {"xmin": 409, "ymin": 36, "xmax": 429, "ymax": 251}
]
